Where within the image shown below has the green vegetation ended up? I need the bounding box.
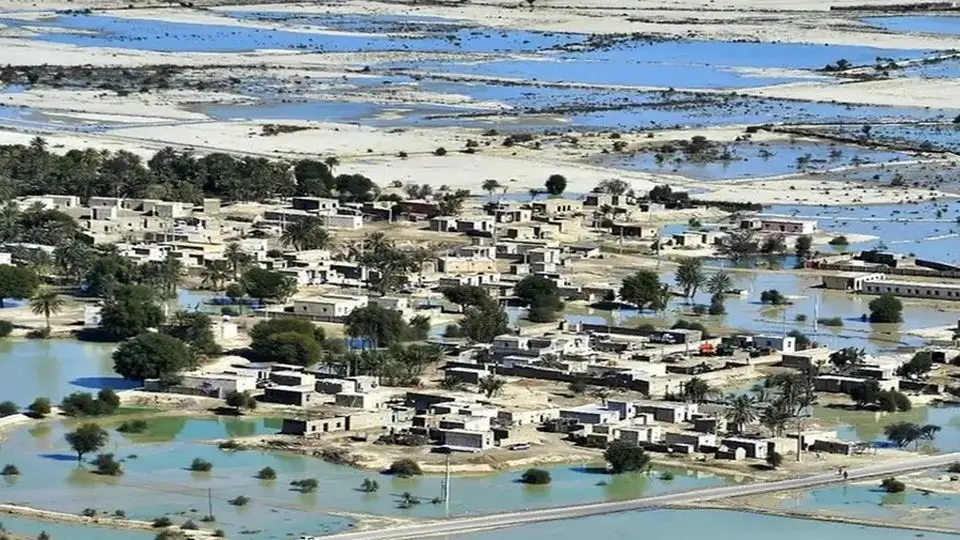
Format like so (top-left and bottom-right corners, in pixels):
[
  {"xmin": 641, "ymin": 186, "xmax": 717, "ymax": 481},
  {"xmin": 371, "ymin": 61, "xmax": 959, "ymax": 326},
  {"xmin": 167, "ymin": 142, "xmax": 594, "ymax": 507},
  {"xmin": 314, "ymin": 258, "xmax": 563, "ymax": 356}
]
[
  {"xmin": 181, "ymin": 520, "xmax": 198, "ymax": 530},
  {"xmin": 255, "ymin": 467, "xmax": 277, "ymax": 480},
  {"xmin": 515, "ymin": 275, "xmax": 563, "ymax": 322},
  {"xmin": 947, "ymin": 462, "xmax": 960, "ymax": 474},
  {"xmin": 520, "ymin": 468, "xmax": 552, "ymax": 485},
  {"xmin": 880, "ymin": 477, "xmax": 905, "ymax": 493},
  {"xmin": 92, "ymin": 453, "xmax": 123, "ymax": 476},
  {"xmin": 26, "ymin": 397, "xmax": 51, "ymax": 418},
  {"xmin": 227, "ymin": 495, "xmax": 250, "ymax": 507},
  {"xmin": 0, "ymin": 320, "xmax": 12, "ymax": 338},
  {"xmin": 64, "ymin": 423, "xmax": 109, "ymax": 462},
  {"xmin": 817, "ymin": 317, "xmax": 843, "ymax": 327},
  {"xmin": 250, "ymin": 318, "xmax": 328, "ymax": 365},
  {"xmin": 359, "ymin": 478, "xmax": 380, "ymax": 492},
  {"xmin": 30, "ymin": 287, "xmax": 63, "ymax": 334},
  {"xmin": 116, "ymin": 419, "xmax": 149, "ymax": 433},
  {"xmin": 675, "ymin": 258, "xmax": 705, "ymax": 300},
  {"xmin": 478, "ymin": 375, "xmax": 506, "ymax": 398},
  {"xmin": 386, "ymin": 459, "xmax": 423, "ymax": 478},
  {"xmin": 241, "ymin": 267, "xmax": 297, "ymax": 304},
  {"xmin": 1, "ymin": 465, "xmax": 19, "ymax": 476},
  {"xmin": 113, "ymin": 333, "xmax": 194, "ymax": 382},
  {"xmin": 0, "ymin": 265, "xmax": 38, "ymax": 309},
  {"xmin": 604, "ymin": 441, "xmax": 651, "ymax": 474},
  {"xmin": 161, "ymin": 311, "xmax": 221, "ymax": 357},
  {"xmin": 759, "ymin": 289, "xmax": 786, "ymax": 305},
  {"xmin": 619, "ymin": 270, "xmax": 670, "ymax": 311},
  {"xmin": 868, "ymin": 294, "xmax": 903, "ymax": 323},
  {"xmin": 189, "ymin": 458, "xmax": 213, "ymax": 472},
  {"xmin": 884, "ymin": 422, "xmax": 941, "ymax": 449},
  {"xmin": 290, "ymin": 478, "xmax": 319, "ymax": 493},
  {"xmin": 544, "ymin": 174, "xmax": 567, "ymax": 196},
  {"xmin": 224, "ymin": 391, "xmax": 258, "ymax": 413},
  {"xmin": 152, "ymin": 516, "xmax": 173, "ymax": 528},
  {"xmin": 795, "ymin": 235, "xmax": 813, "ymax": 257},
  {"xmin": 897, "ymin": 351, "xmax": 934, "ymax": 378},
  {"xmin": 281, "ymin": 216, "xmax": 331, "ymax": 251},
  {"xmin": 60, "ymin": 389, "xmax": 120, "ymax": 417},
  {"xmin": 766, "ymin": 451, "xmax": 783, "ymax": 470},
  {"xmin": 100, "ymin": 284, "xmax": 165, "ymax": 340},
  {"xmin": 659, "ymin": 471, "xmax": 675, "ymax": 481},
  {"xmin": 0, "ymin": 402, "xmax": 17, "ymax": 417},
  {"xmin": 828, "ymin": 235, "xmax": 849, "ymax": 246}
]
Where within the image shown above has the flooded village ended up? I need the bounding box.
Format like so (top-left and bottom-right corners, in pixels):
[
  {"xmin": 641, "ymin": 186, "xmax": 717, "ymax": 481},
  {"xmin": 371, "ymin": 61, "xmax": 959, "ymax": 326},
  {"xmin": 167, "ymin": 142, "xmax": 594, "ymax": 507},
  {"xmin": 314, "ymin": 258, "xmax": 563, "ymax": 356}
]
[{"xmin": 0, "ymin": 0, "xmax": 959, "ymax": 539}]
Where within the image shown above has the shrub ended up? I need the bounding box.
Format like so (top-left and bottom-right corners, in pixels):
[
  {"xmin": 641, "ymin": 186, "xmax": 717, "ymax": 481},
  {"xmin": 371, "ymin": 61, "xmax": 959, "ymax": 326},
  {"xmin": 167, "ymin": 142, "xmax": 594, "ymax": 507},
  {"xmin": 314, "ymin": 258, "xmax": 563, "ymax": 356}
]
[
  {"xmin": 227, "ymin": 495, "xmax": 250, "ymax": 507},
  {"xmin": 828, "ymin": 235, "xmax": 849, "ymax": 246},
  {"xmin": 760, "ymin": 289, "xmax": 786, "ymax": 305},
  {"xmin": 189, "ymin": 458, "xmax": 213, "ymax": 472},
  {"xmin": 116, "ymin": 420, "xmax": 148, "ymax": 433},
  {"xmin": 27, "ymin": 397, "xmax": 51, "ymax": 418},
  {"xmin": 0, "ymin": 320, "xmax": 12, "ymax": 338},
  {"xmin": 660, "ymin": 471, "xmax": 675, "ymax": 481},
  {"xmin": 433, "ymin": 147, "xmax": 447, "ymax": 156},
  {"xmin": 386, "ymin": 458, "xmax": 422, "ymax": 478},
  {"xmin": 0, "ymin": 464, "xmax": 19, "ymax": 476},
  {"xmin": 0, "ymin": 402, "xmax": 18, "ymax": 417},
  {"xmin": 80, "ymin": 508, "xmax": 97, "ymax": 517},
  {"xmin": 817, "ymin": 317, "xmax": 843, "ymax": 327},
  {"xmin": 880, "ymin": 477, "xmax": 905, "ymax": 493},
  {"xmin": 181, "ymin": 520, "xmax": 198, "ymax": 530},
  {"xmin": 92, "ymin": 454, "xmax": 123, "ymax": 476},
  {"xmin": 152, "ymin": 516, "xmax": 173, "ymax": 528},
  {"xmin": 794, "ymin": 314, "xmax": 807, "ymax": 322},
  {"xmin": 113, "ymin": 510, "xmax": 126, "ymax": 518},
  {"xmin": 255, "ymin": 467, "xmax": 277, "ymax": 480},
  {"xmin": 519, "ymin": 468, "xmax": 551, "ymax": 485},
  {"xmin": 218, "ymin": 440, "xmax": 241, "ymax": 451},
  {"xmin": 948, "ymin": 462, "xmax": 960, "ymax": 474},
  {"xmin": 290, "ymin": 478, "xmax": 318, "ymax": 493},
  {"xmin": 766, "ymin": 451, "xmax": 783, "ymax": 469},
  {"xmin": 214, "ymin": 530, "xmax": 226, "ymax": 538},
  {"xmin": 604, "ymin": 440, "xmax": 651, "ymax": 474},
  {"xmin": 360, "ymin": 478, "xmax": 380, "ymax": 492}
]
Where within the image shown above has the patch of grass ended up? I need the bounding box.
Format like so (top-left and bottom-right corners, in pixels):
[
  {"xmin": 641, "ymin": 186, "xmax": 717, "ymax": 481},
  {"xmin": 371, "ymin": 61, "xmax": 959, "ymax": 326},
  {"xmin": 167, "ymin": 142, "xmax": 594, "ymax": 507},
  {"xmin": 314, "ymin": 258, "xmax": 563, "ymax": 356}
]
[{"xmin": 227, "ymin": 495, "xmax": 250, "ymax": 507}]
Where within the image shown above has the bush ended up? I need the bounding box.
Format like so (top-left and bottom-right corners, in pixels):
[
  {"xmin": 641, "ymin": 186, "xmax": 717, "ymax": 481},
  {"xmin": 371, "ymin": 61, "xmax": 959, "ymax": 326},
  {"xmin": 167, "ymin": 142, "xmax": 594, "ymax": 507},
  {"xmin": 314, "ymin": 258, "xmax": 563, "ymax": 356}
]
[
  {"xmin": 189, "ymin": 458, "xmax": 213, "ymax": 472},
  {"xmin": 0, "ymin": 320, "xmax": 13, "ymax": 338},
  {"xmin": 660, "ymin": 471, "xmax": 675, "ymax": 481},
  {"xmin": 880, "ymin": 477, "xmax": 905, "ymax": 493},
  {"xmin": 181, "ymin": 520, "xmax": 198, "ymax": 530},
  {"xmin": 92, "ymin": 454, "xmax": 123, "ymax": 476},
  {"xmin": 829, "ymin": 235, "xmax": 849, "ymax": 246},
  {"xmin": 869, "ymin": 294, "xmax": 903, "ymax": 324},
  {"xmin": 0, "ymin": 401, "xmax": 18, "ymax": 417},
  {"xmin": 1, "ymin": 464, "xmax": 19, "ymax": 476},
  {"xmin": 290, "ymin": 478, "xmax": 318, "ymax": 493},
  {"xmin": 80, "ymin": 508, "xmax": 97, "ymax": 517},
  {"xmin": 948, "ymin": 462, "xmax": 960, "ymax": 474},
  {"xmin": 386, "ymin": 458, "xmax": 422, "ymax": 478},
  {"xmin": 255, "ymin": 467, "xmax": 277, "ymax": 480},
  {"xmin": 766, "ymin": 451, "xmax": 783, "ymax": 469},
  {"xmin": 519, "ymin": 468, "xmax": 551, "ymax": 485},
  {"xmin": 434, "ymin": 147, "xmax": 447, "ymax": 156},
  {"xmin": 795, "ymin": 314, "xmax": 807, "ymax": 322},
  {"xmin": 116, "ymin": 420, "xmax": 148, "ymax": 433},
  {"xmin": 220, "ymin": 306, "xmax": 240, "ymax": 317},
  {"xmin": 604, "ymin": 441, "xmax": 650, "ymax": 474},
  {"xmin": 152, "ymin": 517, "xmax": 173, "ymax": 528},
  {"xmin": 113, "ymin": 510, "xmax": 126, "ymax": 518},
  {"xmin": 218, "ymin": 440, "xmax": 241, "ymax": 451},
  {"xmin": 760, "ymin": 289, "xmax": 786, "ymax": 305},
  {"xmin": 359, "ymin": 478, "xmax": 380, "ymax": 492},
  {"xmin": 214, "ymin": 530, "xmax": 225, "ymax": 538},
  {"xmin": 817, "ymin": 317, "xmax": 843, "ymax": 327},
  {"xmin": 60, "ymin": 390, "xmax": 119, "ymax": 417},
  {"xmin": 27, "ymin": 397, "xmax": 51, "ymax": 418},
  {"xmin": 227, "ymin": 496, "xmax": 250, "ymax": 507}
]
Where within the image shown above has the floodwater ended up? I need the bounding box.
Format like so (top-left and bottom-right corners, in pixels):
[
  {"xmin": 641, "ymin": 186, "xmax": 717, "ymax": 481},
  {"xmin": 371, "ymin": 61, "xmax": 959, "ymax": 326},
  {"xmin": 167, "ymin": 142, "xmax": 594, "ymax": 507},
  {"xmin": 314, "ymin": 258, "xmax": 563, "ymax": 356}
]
[
  {"xmin": 778, "ymin": 481, "xmax": 960, "ymax": 527},
  {"xmin": 0, "ymin": 417, "xmax": 733, "ymax": 538},
  {"xmin": 816, "ymin": 403, "xmax": 960, "ymax": 452},
  {"xmin": 601, "ymin": 140, "xmax": 909, "ymax": 180},
  {"xmin": 452, "ymin": 507, "xmax": 960, "ymax": 539},
  {"xmin": 864, "ymin": 16, "xmax": 960, "ymax": 36}
]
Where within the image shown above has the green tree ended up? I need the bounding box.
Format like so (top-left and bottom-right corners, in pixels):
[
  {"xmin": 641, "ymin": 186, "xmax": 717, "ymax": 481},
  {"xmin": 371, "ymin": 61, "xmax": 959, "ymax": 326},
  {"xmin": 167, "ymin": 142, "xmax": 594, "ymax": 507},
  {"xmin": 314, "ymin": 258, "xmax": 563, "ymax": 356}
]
[
  {"xmin": 848, "ymin": 379, "xmax": 881, "ymax": 408},
  {"xmin": 766, "ymin": 451, "xmax": 783, "ymax": 469},
  {"xmin": 360, "ymin": 478, "xmax": 380, "ymax": 492},
  {"xmin": 0, "ymin": 265, "xmax": 38, "ymax": 308},
  {"xmin": 64, "ymin": 423, "xmax": 109, "ymax": 462},
  {"xmin": 162, "ymin": 311, "xmax": 221, "ymax": 357},
  {"xmin": 675, "ymin": 258, "xmax": 705, "ymax": 300},
  {"xmin": 241, "ymin": 268, "xmax": 297, "ymax": 304},
  {"xmin": 92, "ymin": 453, "xmax": 123, "ymax": 476},
  {"xmin": 478, "ymin": 375, "xmax": 506, "ymax": 398},
  {"xmin": 897, "ymin": 351, "xmax": 934, "ymax": 378},
  {"xmin": 200, "ymin": 260, "xmax": 231, "ymax": 291},
  {"xmin": 481, "ymin": 179, "xmax": 502, "ymax": 199},
  {"xmin": 344, "ymin": 304, "xmax": 408, "ymax": 349},
  {"xmin": 256, "ymin": 466, "xmax": 277, "ymax": 480},
  {"xmin": 884, "ymin": 422, "xmax": 922, "ymax": 448},
  {"xmin": 830, "ymin": 347, "xmax": 865, "ymax": 372},
  {"xmin": 760, "ymin": 289, "xmax": 786, "ymax": 305},
  {"xmin": 27, "ymin": 397, "xmax": 51, "ymax": 417},
  {"xmin": 795, "ymin": 235, "xmax": 813, "ymax": 257},
  {"xmin": 725, "ymin": 394, "xmax": 758, "ymax": 434},
  {"xmin": 682, "ymin": 377, "xmax": 711, "ymax": 404},
  {"xmin": 460, "ymin": 297, "xmax": 509, "ymax": 343},
  {"xmin": 620, "ymin": 270, "xmax": 670, "ymax": 311},
  {"xmin": 544, "ymin": 174, "xmax": 567, "ymax": 196},
  {"xmin": 224, "ymin": 391, "xmax": 257, "ymax": 413},
  {"xmin": 113, "ymin": 333, "xmax": 194, "ymax": 382},
  {"xmin": 224, "ymin": 242, "xmax": 251, "ymax": 280},
  {"xmin": 386, "ymin": 458, "xmax": 422, "ymax": 478},
  {"xmin": 280, "ymin": 217, "xmax": 331, "ymax": 251},
  {"xmin": 0, "ymin": 401, "xmax": 17, "ymax": 417},
  {"xmin": 29, "ymin": 287, "xmax": 63, "ymax": 334},
  {"xmin": 515, "ymin": 275, "xmax": 562, "ymax": 322},
  {"xmin": 706, "ymin": 271, "xmax": 732, "ymax": 297},
  {"xmin": 869, "ymin": 294, "xmax": 903, "ymax": 323},
  {"xmin": 880, "ymin": 477, "xmax": 905, "ymax": 493},
  {"xmin": 604, "ymin": 441, "xmax": 650, "ymax": 473},
  {"xmin": 100, "ymin": 285, "xmax": 164, "ymax": 340},
  {"xmin": 520, "ymin": 468, "xmax": 551, "ymax": 484}
]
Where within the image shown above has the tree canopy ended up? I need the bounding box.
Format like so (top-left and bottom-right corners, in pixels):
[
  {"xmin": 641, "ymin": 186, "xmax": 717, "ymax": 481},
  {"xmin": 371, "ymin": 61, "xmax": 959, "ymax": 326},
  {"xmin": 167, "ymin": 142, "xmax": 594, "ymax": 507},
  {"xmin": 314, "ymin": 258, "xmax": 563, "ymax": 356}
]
[
  {"xmin": 344, "ymin": 304, "xmax": 409, "ymax": 349},
  {"xmin": 604, "ymin": 441, "xmax": 650, "ymax": 474},
  {"xmin": 619, "ymin": 270, "xmax": 669, "ymax": 311},
  {"xmin": 64, "ymin": 423, "xmax": 109, "ymax": 462},
  {"xmin": 241, "ymin": 268, "xmax": 297, "ymax": 303},
  {"xmin": 113, "ymin": 332, "xmax": 194, "ymax": 381},
  {"xmin": 99, "ymin": 285, "xmax": 165, "ymax": 340},
  {"xmin": 0, "ymin": 264, "xmax": 38, "ymax": 308},
  {"xmin": 544, "ymin": 174, "xmax": 567, "ymax": 196},
  {"xmin": 869, "ymin": 294, "xmax": 903, "ymax": 323},
  {"xmin": 162, "ymin": 311, "xmax": 221, "ymax": 357}
]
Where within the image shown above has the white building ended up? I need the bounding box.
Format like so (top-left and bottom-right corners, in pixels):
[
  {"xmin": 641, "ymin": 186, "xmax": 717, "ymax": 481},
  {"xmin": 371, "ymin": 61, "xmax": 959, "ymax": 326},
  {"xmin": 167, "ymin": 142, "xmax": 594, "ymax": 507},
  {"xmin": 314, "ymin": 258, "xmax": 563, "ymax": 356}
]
[
  {"xmin": 862, "ymin": 280, "xmax": 960, "ymax": 301},
  {"xmin": 759, "ymin": 218, "xmax": 817, "ymax": 235}
]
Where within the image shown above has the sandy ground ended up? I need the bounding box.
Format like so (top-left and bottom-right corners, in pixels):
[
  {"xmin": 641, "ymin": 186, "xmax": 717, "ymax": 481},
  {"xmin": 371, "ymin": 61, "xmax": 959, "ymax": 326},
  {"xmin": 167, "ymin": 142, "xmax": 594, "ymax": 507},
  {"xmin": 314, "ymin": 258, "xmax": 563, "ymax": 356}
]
[
  {"xmin": 0, "ymin": 503, "xmax": 218, "ymax": 538},
  {"xmin": 746, "ymin": 78, "xmax": 960, "ymax": 109}
]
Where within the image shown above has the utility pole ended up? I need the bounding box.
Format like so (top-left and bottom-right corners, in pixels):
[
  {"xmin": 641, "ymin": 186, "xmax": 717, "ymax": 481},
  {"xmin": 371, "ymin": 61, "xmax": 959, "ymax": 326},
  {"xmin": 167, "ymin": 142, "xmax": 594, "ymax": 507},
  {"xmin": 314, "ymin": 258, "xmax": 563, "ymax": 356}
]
[
  {"xmin": 207, "ymin": 488, "xmax": 214, "ymax": 520},
  {"xmin": 440, "ymin": 453, "xmax": 451, "ymax": 517}
]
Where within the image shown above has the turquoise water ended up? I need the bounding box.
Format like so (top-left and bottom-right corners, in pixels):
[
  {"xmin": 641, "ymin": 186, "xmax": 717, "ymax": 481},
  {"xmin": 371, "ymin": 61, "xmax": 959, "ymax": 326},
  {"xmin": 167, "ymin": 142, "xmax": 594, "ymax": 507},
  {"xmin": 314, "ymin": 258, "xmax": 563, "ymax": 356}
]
[
  {"xmin": 865, "ymin": 15, "xmax": 960, "ymax": 36},
  {"xmin": 0, "ymin": 515, "xmax": 153, "ymax": 540},
  {"xmin": 603, "ymin": 141, "xmax": 908, "ymax": 180},
  {"xmin": 821, "ymin": 404, "xmax": 960, "ymax": 451},
  {"xmin": 0, "ymin": 418, "xmax": 734, "ymax": 537},
  {"xmin": 453, "ymin": 508, "xmax": 960, "ymax": 539},
  {"xmin": 0, "ymin": 340, "xmax": 127, "ymax": 406},
  {"xmin": 780, "ymin": 482, "xmax": 960, "ymax": 526}
]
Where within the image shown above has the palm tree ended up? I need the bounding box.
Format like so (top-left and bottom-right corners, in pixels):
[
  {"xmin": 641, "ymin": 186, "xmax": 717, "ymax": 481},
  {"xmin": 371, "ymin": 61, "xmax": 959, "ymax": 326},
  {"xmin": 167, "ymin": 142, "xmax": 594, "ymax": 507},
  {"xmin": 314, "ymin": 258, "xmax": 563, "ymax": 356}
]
[
  {"xmin": 30, "ymin": 287, "xmax": 63, "ymax": 334},
  {"xmin": 725, "ymin": 394, "xmax": 758, "ymax": 435},
  {"xmin": 919, "ymin": 424, "xmax": 941, "ymax": 450},
  {"xmin": 706, "ymin": 271, "xmax": 733, "ymax": 296},
  {"xmin": 324, "ymin": 156, "xmax": 340, "ymax": 173},
  {"xmin": 363, "ymin": 231, "xmax": 391, "ymax": 253},
  {"xmin": 201, "ymin": 260, "xmax": 231, "ymax": 291},
  {"xmin": 682, "ymin": 377, "xmax": 711, "ymax": 404},
  {"xmin": 478, "ymin": 375, "xmax": 505, "ymax": 398},
  {"xmin": 760, "ymin": 400, "xmax": 791, "ymax": 437},
  {"xmin": 0, "ymin": 201, "xmax": 21, "ymax": 243},
  {"xmin": 224, "ymin": 242, "xmax": 250, "ymax": 280},
  {"xmin": 481, "ymin": 179, "xmax": 502, "ymax": 198},
  {"xmin": 281, "ymin": 217, "xmax": 330, "ymax": 251},
  {"xmin": 675, "ymin": 257, "xmax": 705, "ymax": 300}
]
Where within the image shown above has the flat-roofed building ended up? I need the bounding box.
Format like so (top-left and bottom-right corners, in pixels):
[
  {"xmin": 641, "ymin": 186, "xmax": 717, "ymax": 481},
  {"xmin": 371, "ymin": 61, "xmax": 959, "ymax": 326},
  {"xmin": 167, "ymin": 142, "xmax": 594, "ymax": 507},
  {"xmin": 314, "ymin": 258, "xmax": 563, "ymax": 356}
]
[{"xmin": 863, "ymin": 279, "xmax": 960, "ymax": 301}]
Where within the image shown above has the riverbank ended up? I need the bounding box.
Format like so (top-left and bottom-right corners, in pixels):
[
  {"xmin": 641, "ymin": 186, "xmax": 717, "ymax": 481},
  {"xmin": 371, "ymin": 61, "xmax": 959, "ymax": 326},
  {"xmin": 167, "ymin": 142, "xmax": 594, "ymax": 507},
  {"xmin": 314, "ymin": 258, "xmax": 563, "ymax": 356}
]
[{"xmin": 0, "ymin": 503, "xmax": 218, "ymax": 538}]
